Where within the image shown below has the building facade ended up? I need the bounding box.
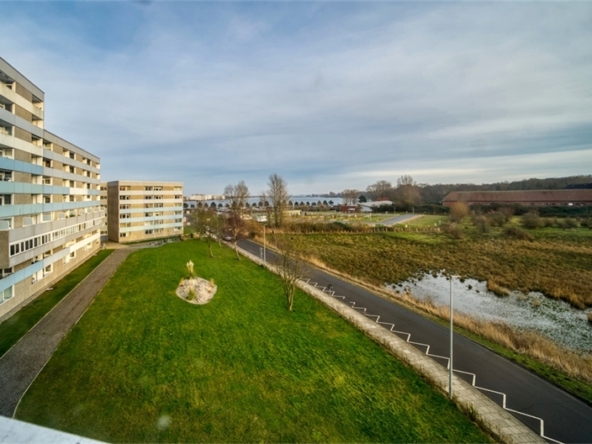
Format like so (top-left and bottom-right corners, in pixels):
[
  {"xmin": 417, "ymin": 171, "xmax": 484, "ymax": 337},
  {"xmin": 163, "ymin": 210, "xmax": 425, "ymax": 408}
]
[
  {"xmin": 0, "ymin": 58, "xmax": 102, "ymax": 319},
  {"xmin": 442, "ymin": 190, "xmax": 592, "ymax": 207},
  {"xmin": 107, "ymin": 180, "xmax": 183, "ymax": 243}
]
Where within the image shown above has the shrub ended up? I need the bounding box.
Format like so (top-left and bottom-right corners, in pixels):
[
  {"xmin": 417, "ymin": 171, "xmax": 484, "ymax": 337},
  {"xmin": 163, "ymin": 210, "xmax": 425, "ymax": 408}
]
[
  {"xmin": 504, "ymin": 227, "xmax": 534, "ymax": 241},
  {"xmin": 522, "ymin": 212, "xmax": 542, "ymax": 229},
  {"xmin": 442, "ymin": 223, "xmax": 464, "ymax": 239},
  {"xmin": 471, "ymin": 215, "xmax": 490, "ymax": 233},
  {"xmin": 564, "ymin": 218, "xmax": 579, "ymax": 229},
  {"xmin": 449, "ymin": 202, "xmax": 469, "ymax": 223},
  {"xmin": 488, "ymin": 211, "xmax": 507, "ymax": 228}
]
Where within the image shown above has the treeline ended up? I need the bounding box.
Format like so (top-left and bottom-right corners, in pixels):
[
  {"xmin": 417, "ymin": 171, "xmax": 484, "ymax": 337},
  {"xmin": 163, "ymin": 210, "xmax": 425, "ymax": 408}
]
[{"xmin": 358, "ymin": 174, "xmax": 592, "ymax": 204}]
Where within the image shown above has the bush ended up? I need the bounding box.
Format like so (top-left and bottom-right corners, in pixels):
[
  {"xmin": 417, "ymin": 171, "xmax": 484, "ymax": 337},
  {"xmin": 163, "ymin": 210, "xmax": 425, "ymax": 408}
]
[
  {"xmin": 522, "ymin": 212, "xmax": 542, "ymax": 229},
  {"xmin": 504, "ymin": 227, "xmax": 534, "ymax": 241},
  {"xmin": 442, "ymin": 223, "xmax": 464, "ymax": 239},
  {"xmin": 471, "ymin": 215, "xmax": 490, "ymax": 233}
]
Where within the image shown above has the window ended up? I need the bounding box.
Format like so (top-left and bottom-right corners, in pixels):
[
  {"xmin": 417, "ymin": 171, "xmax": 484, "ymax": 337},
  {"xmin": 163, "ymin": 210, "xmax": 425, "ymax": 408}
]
[
  {"xmin": 43, "ymin": 195, "xmax": 51, "ymax": 203},
  {"xmin": 145, "ymin": 230, "xmax": 153, "ymax": 235},
  {"xmin": 43, "ymin": 159, "xmax": 52, "ymax": 168},
  {"xmin": 120, "ymin": 195, "xmax": 130, "ymax": 200},
  {"xmin": 0, "ymin": 170, "xmax": 12, "ymax": 182},
  {"xmin": 69, "ymin": 166, "xmax": 75, "ymax": 173},
  {"xmin": 0, "ymin": 268, "xmax": 13, "ymax": 279},
  {"xmin": 120, "ymin": 232, "xmax": 128, "ymax": 238},
  {"xmin": 44, "ymin": 264, "xmax": 53, "ymax": 276},
  {"xmin": 0, "ymin": 286, "xmax": 13, "ymax": 304},
  {"xmin": 0, "ymin": 218, "xmax": 11, "ymax": 230},
  {"xmin": 144, "ymin": 186, "xmax": 153, "ymax": 191},
  {"xmin": 0, "ymin": 195, "xmax": 12, "ymax": 205},
  {"xmin": 119, "ymin": 204, "xmax": 130, "ymax": 210},
  {"xmin": 120, "ymin": 213, "xmax": 131, "ymax": 219},
  {"xmin": 42, "ymin": 176, "xmax": 52, "ymax": 185},
  {"xmin": 0, "ymin": 148, "xmax": 13, "ymax": 158}
]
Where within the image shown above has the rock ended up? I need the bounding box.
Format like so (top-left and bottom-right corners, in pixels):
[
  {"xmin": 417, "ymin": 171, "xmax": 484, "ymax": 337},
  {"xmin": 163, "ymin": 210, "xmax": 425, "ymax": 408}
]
[{"xmin": 175, "ymin": 278, "xmax": 217, "ymax": 305}]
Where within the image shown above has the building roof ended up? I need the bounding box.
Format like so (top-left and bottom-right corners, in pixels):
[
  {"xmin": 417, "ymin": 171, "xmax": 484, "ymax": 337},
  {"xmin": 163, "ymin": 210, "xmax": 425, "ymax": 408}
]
[{"xmin": 442, "ymin": 190, "xmax": 592, "ymax": 204}]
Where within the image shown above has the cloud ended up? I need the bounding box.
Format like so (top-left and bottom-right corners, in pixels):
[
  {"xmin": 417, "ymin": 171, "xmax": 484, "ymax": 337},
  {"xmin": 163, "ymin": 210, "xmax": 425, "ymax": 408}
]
[{"xmin": 2, "ymin": 2, "xmax": 591, "ymax": 195}]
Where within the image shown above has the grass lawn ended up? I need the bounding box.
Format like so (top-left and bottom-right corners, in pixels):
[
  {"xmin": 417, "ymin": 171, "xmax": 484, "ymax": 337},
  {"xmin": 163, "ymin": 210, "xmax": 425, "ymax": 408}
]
[
  {"xmin": 405, "ymin": 215, "xmax": 447, "ymax": 228},
  {"xmin": 16, "ymin": 240, "xmax": 488, "ymax": 443},
  {"xmin": 0, "ymin": 249, "xmax": 113, "ymax": 358}
]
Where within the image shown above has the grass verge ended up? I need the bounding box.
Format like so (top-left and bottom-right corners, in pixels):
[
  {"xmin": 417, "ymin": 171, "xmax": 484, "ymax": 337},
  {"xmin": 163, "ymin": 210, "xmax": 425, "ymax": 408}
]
[
  {"xmin": 0, "ymin": 249, "xmax": 113, "ymax": 358},
  {"xmin": 16, "ymin": 240, "xmax": 489, "ymax": 443}
]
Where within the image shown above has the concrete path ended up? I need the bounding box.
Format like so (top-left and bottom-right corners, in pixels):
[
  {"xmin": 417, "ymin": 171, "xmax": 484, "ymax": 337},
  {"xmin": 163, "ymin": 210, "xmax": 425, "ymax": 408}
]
[{"xmin": 0, "ymin": 248, "xmax": 137, "ymax": 417}]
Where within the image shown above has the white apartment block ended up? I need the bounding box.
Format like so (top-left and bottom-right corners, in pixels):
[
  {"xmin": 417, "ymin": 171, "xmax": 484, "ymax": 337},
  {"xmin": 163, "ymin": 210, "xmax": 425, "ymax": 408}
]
[
  {"xmin": 0, "ymin": 58, "xmax": 102, "ymax": 319},
  {"xmin": 107, "ymin": 180, "xmax": 183, "ymax": 243}
]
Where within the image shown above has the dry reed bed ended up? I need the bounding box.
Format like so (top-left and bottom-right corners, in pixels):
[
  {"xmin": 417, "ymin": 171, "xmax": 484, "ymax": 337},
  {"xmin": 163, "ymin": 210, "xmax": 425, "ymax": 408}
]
[{"xmin": 291, "ymin": 233, "xmax": 592, "ymax": 309}]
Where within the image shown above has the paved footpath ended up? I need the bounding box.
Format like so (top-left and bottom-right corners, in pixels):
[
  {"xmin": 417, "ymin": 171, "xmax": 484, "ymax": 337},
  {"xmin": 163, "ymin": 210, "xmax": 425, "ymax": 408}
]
[{"xmin": 0, "ymin": 247, "xmax": 139, "ymax": 417}]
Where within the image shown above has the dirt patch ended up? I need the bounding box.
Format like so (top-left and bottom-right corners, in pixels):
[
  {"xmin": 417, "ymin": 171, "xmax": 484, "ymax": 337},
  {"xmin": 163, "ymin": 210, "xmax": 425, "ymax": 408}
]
[{"xmin": 176, "ymin": 278, "xmax": 217, "ymax": 305}]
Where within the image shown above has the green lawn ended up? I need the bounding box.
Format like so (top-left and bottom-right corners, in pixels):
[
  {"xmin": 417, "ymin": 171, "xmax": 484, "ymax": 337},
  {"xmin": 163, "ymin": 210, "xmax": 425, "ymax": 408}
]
[
  {"xmin": 0, "ymin": 249, "xmax": 113, "ymax": 358},
  {"xmin": 16, "ymin": 240, "xmax": 488, "ymax": 443}
]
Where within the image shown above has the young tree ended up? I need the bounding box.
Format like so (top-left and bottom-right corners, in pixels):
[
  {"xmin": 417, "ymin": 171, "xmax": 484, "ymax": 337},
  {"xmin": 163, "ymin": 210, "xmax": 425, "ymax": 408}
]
[
  {"xmin": 192, "ymin": 208, "xmax": 217, "ymax": 258},
  {"xmin": 267, "ymin": 173, "xmax": 290, "ymax": 227},
  {"xmin": 224, "ymin": 180, "xmax": 250, "ymax": 211},
  {"xmin": 224, "ymin": 212, "xmax": 247, "ymax": 260},
  {"xmin": 273, "ymin": 235, "xmax": 306, "ymax": 312},
  {"xmin": 449, "ymin": 202, "xmax": 469, "ymax": 223}
]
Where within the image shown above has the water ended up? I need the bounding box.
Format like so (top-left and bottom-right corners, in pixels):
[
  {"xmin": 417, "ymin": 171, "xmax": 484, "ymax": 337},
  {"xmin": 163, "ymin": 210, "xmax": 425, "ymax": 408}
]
[{"xmin": 387, "ymin": 273, "xmax": 592, "ymax": 352}]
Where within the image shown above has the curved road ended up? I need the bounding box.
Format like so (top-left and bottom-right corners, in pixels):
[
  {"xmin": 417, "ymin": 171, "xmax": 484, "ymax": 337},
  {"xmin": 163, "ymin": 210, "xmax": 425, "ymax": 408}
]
[{"xmin": 239, "ymin": 239, "xmax": 592, "ymax": 444}]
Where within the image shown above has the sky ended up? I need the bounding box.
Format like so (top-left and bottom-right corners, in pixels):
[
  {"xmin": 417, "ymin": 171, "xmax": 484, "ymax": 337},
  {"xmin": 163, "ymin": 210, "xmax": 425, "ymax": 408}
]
[{"xmin": 2, "ymin": 0, "xmax": 592, "ymax": 195}]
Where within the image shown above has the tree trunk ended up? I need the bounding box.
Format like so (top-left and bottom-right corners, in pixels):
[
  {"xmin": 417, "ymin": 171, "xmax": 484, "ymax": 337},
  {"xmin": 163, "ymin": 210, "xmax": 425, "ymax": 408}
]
[{"xmin": 235, "ymin": 242, "xmax": 241, "ymax": 260}]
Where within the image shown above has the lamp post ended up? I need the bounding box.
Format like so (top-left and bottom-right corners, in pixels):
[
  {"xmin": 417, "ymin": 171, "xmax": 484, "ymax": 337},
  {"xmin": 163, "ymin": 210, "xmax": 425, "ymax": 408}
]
[
  {"xmin": 263, "ymin": 224, "xmax": 266, "ymax": 264},
  {"xmin": 449, "ymin": 275, "xmax": 454, "ymax": 399}
]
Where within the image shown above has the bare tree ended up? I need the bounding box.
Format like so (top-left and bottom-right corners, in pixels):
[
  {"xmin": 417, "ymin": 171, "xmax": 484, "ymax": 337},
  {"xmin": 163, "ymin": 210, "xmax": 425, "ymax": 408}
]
[
  {"xmin": 223, "ymin": 212, "xmax": 247, "ymax": 260},
  {"xmin": 395, "ymin": 175, "xmax": 421, "ymax": 205},
  {"xmin": 366, "ymin": 180, "xmax": 392, "ymax": 200},
  {"xmin": 273, "ymin": 235, "xmax": 305, "ymax": 311},
  {"xmin": 224, "ymin": 180, "xmax": 250, "ymax": 211},
  {"xmin": 192, "ymin": 207, "xmax": 217, "ymax": 258},
  {"xmin": 397, "ymin": 175, "xmax": 416, "ymax": 187},
  {"xmin": 342, "ymin": 189, "xmax": 359, "ymax": 206},
  {"xmin": 267, "ymin": 173, "xmax": 290, "ymax": 227}
]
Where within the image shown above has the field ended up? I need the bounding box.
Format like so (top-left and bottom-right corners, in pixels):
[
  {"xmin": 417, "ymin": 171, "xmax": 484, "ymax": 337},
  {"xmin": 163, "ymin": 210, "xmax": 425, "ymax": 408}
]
[
  {"xmin": 0, "ymin": 250, "xmax": 113, "ymax": 358},
  {"xmin": 16, "ymin": 240, "xmax": 488, "ymax": 443},
  {"xmin": 271, "ymin": 221, "xmax": 592, "ymax": 401}
]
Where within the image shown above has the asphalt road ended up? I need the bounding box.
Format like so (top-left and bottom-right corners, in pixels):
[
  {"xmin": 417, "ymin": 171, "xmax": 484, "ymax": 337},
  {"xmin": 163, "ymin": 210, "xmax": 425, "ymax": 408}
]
[
  {"xmin": 379, "ymin": 213, "xmax": 421, "ymax": 226},
  {"xmin": 239, "ymin": 239, "xmax": 592, "ymax": 444}
]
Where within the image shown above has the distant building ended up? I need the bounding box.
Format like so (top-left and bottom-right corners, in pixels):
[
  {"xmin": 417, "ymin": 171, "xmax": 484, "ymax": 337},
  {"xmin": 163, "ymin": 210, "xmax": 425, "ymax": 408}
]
[
  {"xmin": 0, "ymin": 58, "xmax": 102, "ymax": 319},
  {"xmin": 107, "ymin": 180, "xmax": 183, "ymax": 243},
  {"xmin": 359, "ymin": 200, "xmax": 393, "ymax": 213},
  {"xmin": 442, "ymin": 190, "xmax": 592, "ymax": 207}
]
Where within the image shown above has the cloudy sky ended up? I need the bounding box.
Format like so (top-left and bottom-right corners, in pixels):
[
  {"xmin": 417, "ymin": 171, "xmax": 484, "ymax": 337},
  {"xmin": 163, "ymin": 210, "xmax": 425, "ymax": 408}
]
[{"xmin": 3, "ymin": 1, "xmax": 591, "ymax": 195}]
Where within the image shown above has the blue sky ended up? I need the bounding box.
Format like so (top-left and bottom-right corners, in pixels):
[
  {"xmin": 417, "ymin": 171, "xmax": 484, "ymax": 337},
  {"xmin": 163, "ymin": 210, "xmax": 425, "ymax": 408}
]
[{"xmin": 3, "ymin": 1, "xmax": 592, "ymax": 195}]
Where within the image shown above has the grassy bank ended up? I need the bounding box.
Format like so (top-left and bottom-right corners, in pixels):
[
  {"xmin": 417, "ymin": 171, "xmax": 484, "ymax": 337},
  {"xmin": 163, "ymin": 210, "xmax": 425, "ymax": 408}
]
[
  {"xmin": 16, "ymin": 240, "xmax": 488, "ymax": 443},
  {"xmin": 0, "ymin": 249, "xmax": 113, "ymax": 358}
]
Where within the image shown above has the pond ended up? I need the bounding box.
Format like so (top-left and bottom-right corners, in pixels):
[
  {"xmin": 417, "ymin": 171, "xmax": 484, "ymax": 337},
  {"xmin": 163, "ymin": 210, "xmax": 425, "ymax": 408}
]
[{"xmin": 387, "ymin": 272, "xmax": 592, "ymax": 352}]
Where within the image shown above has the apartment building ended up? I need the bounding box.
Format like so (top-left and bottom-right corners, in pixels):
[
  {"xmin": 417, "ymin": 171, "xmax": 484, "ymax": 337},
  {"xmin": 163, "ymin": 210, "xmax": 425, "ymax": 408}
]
[
  {"xmin": 100, "ymin": 182, "xmax": 108, "ymax": 237},
  {"xmin": 0, "ymin": 58, "xmax": 102, "ymax": 319},
  {"xmin": 107, "ymin": 180, "xmax": 183, "ymax": 243}
]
